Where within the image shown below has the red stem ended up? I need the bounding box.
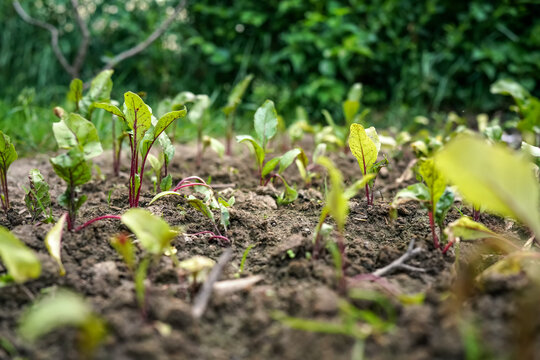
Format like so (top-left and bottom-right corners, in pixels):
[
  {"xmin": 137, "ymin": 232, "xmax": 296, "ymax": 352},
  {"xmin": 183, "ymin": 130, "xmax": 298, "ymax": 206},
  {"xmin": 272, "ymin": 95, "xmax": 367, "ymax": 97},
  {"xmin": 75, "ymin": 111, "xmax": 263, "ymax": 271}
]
[
  {"xmin": 172, "ymin": 176, "xmax": 208, "ymax": 191},
  {"xmin": 186, "ymin": 231, "xmax": 230, "ymax": 245},
  {"xmin": 441, "ymin": 241, "xmax": 454, "ymax": 254},
  {"xmin": 428, "ymin": 210, "xmax": 440, "ymax": 249},
  {"xmin": 73, "ymin": 215, "xmax": 121, "ymax": 232}
]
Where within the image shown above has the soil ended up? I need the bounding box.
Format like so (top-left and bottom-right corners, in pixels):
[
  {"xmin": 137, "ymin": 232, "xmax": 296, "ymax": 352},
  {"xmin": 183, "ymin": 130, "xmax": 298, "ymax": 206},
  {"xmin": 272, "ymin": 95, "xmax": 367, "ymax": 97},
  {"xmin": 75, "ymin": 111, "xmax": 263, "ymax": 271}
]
[{"xmin": 0, "ymin": 142, "xmax": 539, "ymax": 360}]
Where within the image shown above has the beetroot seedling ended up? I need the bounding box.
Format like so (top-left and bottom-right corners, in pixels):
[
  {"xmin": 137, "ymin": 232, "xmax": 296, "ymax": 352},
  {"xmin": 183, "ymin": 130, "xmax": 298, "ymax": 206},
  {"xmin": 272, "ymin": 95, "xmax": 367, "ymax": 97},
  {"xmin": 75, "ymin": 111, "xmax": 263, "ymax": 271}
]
[
  {"xmin": 223, "ymin": 74, "xmax": 254, "ymax": 156},
  {"xmin": 349, "ymin": 124, "xmax": 388, "ymax": 206},
  {"xmin": 18, "ymin": 289, "xmax": 106, "ymax": 357},
  {"xmin": 94, "ymin": 91, "xmax": 187, "ymax": 207},
  {"xmin": 390, "ymin": 158, "xmax": 454, "ymax": 250},
  {"xmin": 150, "ymin": 178, "xmax": 233, "ymax": 244},
  {"xmin": 0, "ymin": 226, "xmax": 41, "ymax": 285},
  {"xmin": 237, "ymin": 100, "xmax": 305, "ymax": 204},
  {"xmin": 0, "ymin": 131, "xmax": 17, "ymax": 211},
  {"xmin": 314, "ymin": 156, "xmax": 374, "ymax": 293},
  {"xmin": 23, "ymin": 169, "xmax": 52, "ymax": 223},
  {"xmin": 51, "ymin": 112, "xmax": 103, "ymax": 229},
  {"xmin": 112, "ymin": 208, "xmax": 179, "ymax": 314}
]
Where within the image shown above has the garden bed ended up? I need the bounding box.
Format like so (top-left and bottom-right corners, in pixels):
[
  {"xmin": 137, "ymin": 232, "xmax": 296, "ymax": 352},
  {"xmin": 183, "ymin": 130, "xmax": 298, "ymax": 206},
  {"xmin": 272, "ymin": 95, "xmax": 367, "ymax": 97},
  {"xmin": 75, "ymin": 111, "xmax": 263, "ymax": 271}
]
[{"xmin": 0, "ymin": 143, "xmax": 536, "ymax": 360}]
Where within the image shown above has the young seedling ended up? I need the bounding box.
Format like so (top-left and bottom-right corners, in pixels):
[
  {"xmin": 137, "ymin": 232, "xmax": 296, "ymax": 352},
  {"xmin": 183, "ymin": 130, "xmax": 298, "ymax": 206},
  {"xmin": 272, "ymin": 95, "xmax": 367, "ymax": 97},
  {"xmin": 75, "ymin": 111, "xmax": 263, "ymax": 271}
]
[
  {"xmin": 94, "ymin": 91, "xmax": 187, "ymax": 207},
  {"xmin": 179, "ymin": 255, "xmax": 216, "ymax": 296},
  {"xmin": 0, "ymin": 131, "xmax": 17, "ymax": 211},
  {"xmin": 223, "ymin": 74, "xmax": 254, "ymax": 155},
  {"xmin": 349, "ymin": 123, "xmax": 388, "ymax": 205},
  {"xmin": 168, "ymin": 92, "xmax": 215, "ymax": 167},
  {"xmin": 295, "ymin": 143, "xmax": 326, "ymax": 187},
  {"xmin": 319, "ymin": 83, "xmax": 370, "ymax": 151},
  {"xmin": 434, "ymin": 135, "xmax": 540, "ymax": 240},
  {"xmin": 150, "ymin": 178, "xmax": 233, "ymax": 244},
  {"xmin": 44, "ymin": 214, "xmax": 68, "ymax": 276},
  {"xmin": 491, "ymin": 79, "xmax": 540, "ymax": 146},
  {"xmin": 67, "ymin": 70, "xmax": 114, "ymax": 118},
  {"xmin": 274, "ymin": 289, "xmax": 394, "ymax": 360},
  {"xmin": 237, "ymin": 100, "xmax": 305, "ymax": 204},
  {"xmin": 112, "ymin": 208, "xmax": 179, "ymax": 314},
  {"xmin": 390, "ymin": 158, "xmax": 454, "ymax": 250},
  {"xmin": 23, "ymin": 169, "xmax": 52, "ymax": 223},
  {"xmin": 0, "ymin": 226, "xmax": 41, "ymax": 286},
  {"xmin": 314, "ymin": 157, "xmax": 374, "ymax": 293},
  {"xmin": 18, "ymin": 289, "xmax": 107, "ymax": 357},
  {"xmin": 147, "ymin": 153, "xmax": 172, "ymax": 193},
  {"xmin": 51, "ymin": 112, "xmax": 103, "ymax": 229}
]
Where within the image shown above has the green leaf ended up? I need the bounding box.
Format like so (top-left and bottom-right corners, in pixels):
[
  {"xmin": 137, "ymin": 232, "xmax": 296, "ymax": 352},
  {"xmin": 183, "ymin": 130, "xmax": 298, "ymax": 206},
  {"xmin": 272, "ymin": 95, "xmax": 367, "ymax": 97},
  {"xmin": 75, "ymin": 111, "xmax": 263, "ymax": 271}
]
[
  {"xmin": 79, "ymin": 70, "xmax": 114, "ymax": 116},
  {"xmin": 434, "ymin": 135, "xmax": 540, "ymax": 239},
  {"xmin": 223, "ymin": 74, "xmax": 254, "ymax": 115},
  {"xmin": 45, "ymin": 213, "xmax": 67, "ymax": 276},
  {"xmin": 254, "ymin": 100, "xmax": 278, "ymax": 150},
  {"xmin": 343, "ymin": 100, "xmax": 359, "ymax": 124},
  {"xmin": 110, "ymin": 233, "xmax": 135, "ymax": 271},
  {"xmin": 158, "ymin": 132, "xmax": 175, "ymax": 164},
  {"xmin": 88, "ymin": 70, "xmax": 114, "ymax": 102},
  {"xmin": 343, "ymin": 173, "xmax": 376, "ymax": 200},
  {"xmin": 490, "ymin": 79, "xmax": 529, "ymax": 102},
  {"xmin": 187, "ymin": 195, "xmax": 214, "ymax": 220},
  {"xmin": 444, "ymin": 217, "xmax": 499, "ymax": 243},
  {"xmin": 434, "ymin": 188, "xmax": 455, "ymax": 228},
  {"xmin": 154, "ymin": 108, "xmax": 187, "ymax": 139},
  {"xmin": 218, "ymin": 201, "xmax": 231, "ymax": 231},
  {"xmin": 67, "ymin": 78, "xmax": 83, "ymax": 105},
  {"xmin": 124, "ymin": 92, "xmax": 152, "ymax": 144},
  {"xmin": 50, "ymin": 149, "xmax": 92, "ymax": 187},
  {"xmin": 317, "ymin": 156, "xmax": 347, "ymax": 232},
  {"xmin": 262, "ymin": 157, "xmax": 281, "ymax": 178},
  {"xmin": 24, "ymin": 169, "xmax": 51, "ymax": 220},
  {"xmin": 522, "ymin": 141, "xmax": 540, "ymax": 158},
  {"xmin": 277, "ymin": 179, "xmax": 298, "ymax": 206},
  {"xmin": 278, "ymin": 148, "xmax": 302, "ymax": 174},
  {"xmin": 188, "ymin": 95, "xmax": 210, "ymax": 124},
  {"xmin": 203, "ymin": 136, "xmax": 224, "ymax": 158},
  {"xmin": 0, "ymin": 131, "xmax": 18, "ymax": 173},
  {"xmin": 18, "ymin": 289, "xmax": 105, "ymax": 346},
  {"xmin": 0, "ymin": 227, "xmax": 41, "ymax": 283},
  {"xmin": 349, "ymin": 123, "xmax": 378, "ymax": 175},
  {"xmin": 160, "ymin": 174, "xmax": 172, "ymax": 192},
  {"xmin": 347, "ymin": 83, "xmax": 363, "ymax": 102},
  {"xmin": 135, "ymin": 258, "xmax": 150, "ymax": 309},
  {"xmin": 121, "ymin": 208, "xmax": 178, "ymax": 255},
  {"xmin": 418, "ymin": 158, "xmax": 446, "ymax": 211},
  {"xmin": 148, "ymin": 190, "xmax": 184, "ymax": 205},
  {"xmin": 364, "ymin": 126, "xmax": 381, "ymax": 153},
  {"xmin": 389, "ymin": 183, "xmax": 430, "ymax": 219},
  {"xmin": 93, "ymin": 102, "xmax": 125, "ymax": 119},
  {"xmin": 52, "ymin": 113, "xmax": 103, "ymax": 159},
  {"xmin": 147, "ymin": 154, "xmax": 162, "ymax": 173},
  {"xmin": 237, "ymin": 135, "xmax": 265, "ymax": 168}
]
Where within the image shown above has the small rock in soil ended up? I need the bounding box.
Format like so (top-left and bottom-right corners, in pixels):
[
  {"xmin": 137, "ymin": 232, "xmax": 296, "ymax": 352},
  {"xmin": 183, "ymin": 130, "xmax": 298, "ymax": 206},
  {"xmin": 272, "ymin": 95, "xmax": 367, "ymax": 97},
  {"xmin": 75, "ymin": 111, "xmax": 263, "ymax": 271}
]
[{"xmin": 312, "ymin": 286, "xmax": 339, "ymax": 314}]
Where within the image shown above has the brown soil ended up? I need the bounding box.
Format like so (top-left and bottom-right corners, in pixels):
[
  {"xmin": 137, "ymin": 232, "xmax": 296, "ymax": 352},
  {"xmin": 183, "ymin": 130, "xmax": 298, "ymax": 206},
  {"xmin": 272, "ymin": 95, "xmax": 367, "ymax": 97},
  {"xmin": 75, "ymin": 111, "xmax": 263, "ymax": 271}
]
[{"xmin": 0, "ymin": 142, "xmax": 538, "ymax": 360}]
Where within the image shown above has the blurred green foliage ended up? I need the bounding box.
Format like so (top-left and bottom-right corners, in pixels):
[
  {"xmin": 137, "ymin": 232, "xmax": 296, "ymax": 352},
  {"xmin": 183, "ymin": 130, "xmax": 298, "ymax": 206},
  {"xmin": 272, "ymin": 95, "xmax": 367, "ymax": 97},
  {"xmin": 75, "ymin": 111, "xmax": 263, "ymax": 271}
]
[{"xmin": 0, "ymin": 0, "xmax": 538, "ymax": 128}]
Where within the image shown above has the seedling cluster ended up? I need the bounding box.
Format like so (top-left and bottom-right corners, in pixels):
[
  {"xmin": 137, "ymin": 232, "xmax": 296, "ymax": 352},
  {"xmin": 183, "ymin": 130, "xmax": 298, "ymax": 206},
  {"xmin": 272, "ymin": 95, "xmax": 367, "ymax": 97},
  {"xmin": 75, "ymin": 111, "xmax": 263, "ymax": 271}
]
[{"xmin": 1, "ymin": 71, "xmax": 539, "ymax": 360}]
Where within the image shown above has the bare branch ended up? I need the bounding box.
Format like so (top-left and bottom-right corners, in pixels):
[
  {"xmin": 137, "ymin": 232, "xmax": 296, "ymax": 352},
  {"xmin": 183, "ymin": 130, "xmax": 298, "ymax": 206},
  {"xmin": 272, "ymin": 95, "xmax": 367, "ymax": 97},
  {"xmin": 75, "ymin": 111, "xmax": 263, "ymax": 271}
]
[
  {"xmin": 70, "ymin": 0, "xmax": 90, "ymax": 78},
  {"xmin": 372, "ymin": 239, "xmax": 425, "ymax": 277},
  {"xmin": 192, "ymin": 248, "xmax": 233, "ymax": 319},
  {"xmin": 100, "ymin": 0, "xmax": 186, "ymax": 72},
  {"xmin": 13, "ymin": 0, "xmax": 75, "ymax": 77}
]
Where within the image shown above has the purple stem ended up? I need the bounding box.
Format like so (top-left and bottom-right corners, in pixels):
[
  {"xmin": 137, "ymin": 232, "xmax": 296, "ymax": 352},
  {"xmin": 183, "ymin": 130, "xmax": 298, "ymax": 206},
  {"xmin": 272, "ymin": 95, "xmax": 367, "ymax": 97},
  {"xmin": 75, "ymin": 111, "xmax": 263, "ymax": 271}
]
[
  {"xmin": 441, "ymin": 241, "xmax": 454, "ymax": 254},
  {"xmin": 173, "ymin": 182, "xmax": 212, "ymax": 193},
  {"xmin": 73, "ymin": 215, "xmax": 121, "ymax": 232},
  {"xmin": 186, "ymin": 231, "xmax": 231, "ymax": 245}
]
